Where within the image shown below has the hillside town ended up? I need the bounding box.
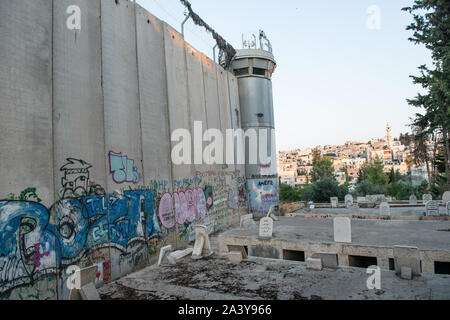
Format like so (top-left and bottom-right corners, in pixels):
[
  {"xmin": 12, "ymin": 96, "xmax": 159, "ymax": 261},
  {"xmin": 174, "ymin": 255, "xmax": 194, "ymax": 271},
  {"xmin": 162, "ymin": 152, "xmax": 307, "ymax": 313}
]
[{"xmin": 278, "ymin": 124, "xmax": 428, "ymax": 189}]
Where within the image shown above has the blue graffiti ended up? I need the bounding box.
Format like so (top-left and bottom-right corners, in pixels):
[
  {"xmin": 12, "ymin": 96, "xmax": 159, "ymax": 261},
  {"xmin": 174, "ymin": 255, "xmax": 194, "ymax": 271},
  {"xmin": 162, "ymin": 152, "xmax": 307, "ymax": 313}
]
[
  {"xmin": 0, "ymin": 201, "xmax": 58, "ymax": 295},
  {"xmin": 0, "ymin": 190, "xmax": 160, "ymax": 296}
]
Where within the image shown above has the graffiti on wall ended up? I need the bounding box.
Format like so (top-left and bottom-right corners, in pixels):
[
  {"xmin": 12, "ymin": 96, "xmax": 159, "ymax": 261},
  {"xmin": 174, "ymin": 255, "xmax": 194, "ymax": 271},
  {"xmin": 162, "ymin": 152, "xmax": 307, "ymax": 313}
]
[
  {"xmin": 158, "ymin": 187, "xmax": 210, "ymax": 229},
  {"xmin": 0, "ymin": 201, "xmax": 57, "ymax": 299},
  {"xmin": 60, "ymin": 158, "xmax": 92, "ymax": 198},
  {"xmin": 0, "ymin": 189, "xmax": 160, "ymax": 299},
  {"xmin": 108, "ymin": 151, "xmax": 139, "ymax": 184},
  {"xmin": 248, "ymin": 179, "xmax": 279, "ymax": 217}
]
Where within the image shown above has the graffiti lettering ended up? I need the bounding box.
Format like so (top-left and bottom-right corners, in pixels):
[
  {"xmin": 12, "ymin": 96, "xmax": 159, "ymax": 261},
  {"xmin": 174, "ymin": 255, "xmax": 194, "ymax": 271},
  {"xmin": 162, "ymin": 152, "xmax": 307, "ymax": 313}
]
[{"xmin": 108, "ymin": 151, "xmax": 139, "ymax": 184}]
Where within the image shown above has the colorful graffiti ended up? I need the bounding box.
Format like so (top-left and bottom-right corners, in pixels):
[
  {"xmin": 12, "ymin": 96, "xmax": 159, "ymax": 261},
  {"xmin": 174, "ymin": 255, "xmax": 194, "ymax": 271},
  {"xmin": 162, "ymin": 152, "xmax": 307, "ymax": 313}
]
[
  {"xmin": 248, "ymin": 179, "xmax": 279, "ymax": 217},
  {"xmin": 108, "ymin": 151, "xmax": 139, "ymax": 184},
  {"xmin": 0, "ymin": 189, "xmax": 160, "ymax": 299},
  {"xmin": 158, "ymin": 188, "xmax": 209, "ymax": 229},
  {"xmin": 0, "ymin": 201, "xmax": 57, "ymax": 299}
]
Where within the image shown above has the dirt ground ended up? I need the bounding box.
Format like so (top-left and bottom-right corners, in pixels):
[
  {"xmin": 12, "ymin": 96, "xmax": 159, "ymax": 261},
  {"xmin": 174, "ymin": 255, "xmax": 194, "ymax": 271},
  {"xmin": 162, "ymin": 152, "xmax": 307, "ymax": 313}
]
[{"xmin": 98, "ymin": 232, "xmax": 450, "ymax": 300}]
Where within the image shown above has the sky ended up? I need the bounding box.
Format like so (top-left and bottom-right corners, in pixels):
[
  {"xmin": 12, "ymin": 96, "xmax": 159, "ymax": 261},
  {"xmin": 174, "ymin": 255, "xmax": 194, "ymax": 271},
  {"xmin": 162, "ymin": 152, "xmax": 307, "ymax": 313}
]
[{"xmin": 136, "ymin": 0, "xmax": 432, "ymax": 151}]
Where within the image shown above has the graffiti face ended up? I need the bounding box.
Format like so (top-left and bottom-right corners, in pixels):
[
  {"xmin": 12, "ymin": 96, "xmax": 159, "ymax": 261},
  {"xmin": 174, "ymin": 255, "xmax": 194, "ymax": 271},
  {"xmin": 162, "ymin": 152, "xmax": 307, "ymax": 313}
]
[{"xmin": 60, "ymin": 158, "xmax": 92, "ymax": 197}]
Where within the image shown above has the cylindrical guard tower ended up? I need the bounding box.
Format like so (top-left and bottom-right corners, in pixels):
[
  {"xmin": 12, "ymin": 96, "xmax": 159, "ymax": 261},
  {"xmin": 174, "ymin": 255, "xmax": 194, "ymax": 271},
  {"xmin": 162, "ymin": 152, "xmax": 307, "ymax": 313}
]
[{"xmin": 231, "ymin": 31, "xmax": 279, "ymax": 217}]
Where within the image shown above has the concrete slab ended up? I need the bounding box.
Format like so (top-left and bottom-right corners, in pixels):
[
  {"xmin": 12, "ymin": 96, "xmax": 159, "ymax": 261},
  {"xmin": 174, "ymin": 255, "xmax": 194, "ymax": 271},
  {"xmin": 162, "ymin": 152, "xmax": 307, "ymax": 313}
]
[
  {"xmin": 80, "ymin": 283, "xmax": 101, "ymax": 300},
  {"xmin": 101, "ymin": 0, "xmax": 144, "ymax": 193},
  {"xmin": 0, "ymin": 0, "xmax": 54, "ymax": 204},
  {"xmin": 400, "ymin": 267, "xmax": 412, "ymax": 280},
  {"xmin": 394, "ymin": 246, "xmax": 421, "ymax": 276},
  {"xmin": 219, "ymin": 217, "xmax": 450, "ymax": 274},
  {"xmin": 228, "ymin": 251, "xmax": 243, "ymax": 264},
  {"xmin": 306, "ymin": 258, "xmax": 322, "ymax": 270},
  {"xmin": 99, "ymin": 238, "xmax": 450, "ymax": 300},
  {"xmin": 334, "ymin": 217, "xmax": 351, "ymax": 243},
  {"xmin": 135, "ymin": 6, "xmax": 172, "ymax": 192},
  {"xmin": 53, "ymin": 0, "xmax": 106, "ymax": 198}
]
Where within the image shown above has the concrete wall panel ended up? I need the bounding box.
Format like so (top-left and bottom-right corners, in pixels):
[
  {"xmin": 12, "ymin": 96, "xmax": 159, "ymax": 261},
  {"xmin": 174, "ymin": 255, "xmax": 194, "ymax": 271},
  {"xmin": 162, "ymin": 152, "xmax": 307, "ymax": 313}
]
[
  {"xmin": 135, "ymin": 6, "xmax": 172, "ymax": 192},
  {"xmin": 101, "ymin": 0, "xmax": 144, "ymax": 194},
  {"xmin": 0, "ymin": 0, "xmax": 54, "ymax": 205},
  {"xmin": 135, "ymin": 6, "xmax": 177, "ymax": 255},
  {"xmin": 163, "ymin": 23, "xmax": 194, "ymax": 185},
  {"xmin": 101, "ymin": 0, "xmax": 145, "ymax": 280},
  {"xmin": 53, "ymin": 0, "xmax": 107, "ymax": 199},
  {"xmin": 185, "ymin": 43, "xmax": 209, "ymax": 175}
]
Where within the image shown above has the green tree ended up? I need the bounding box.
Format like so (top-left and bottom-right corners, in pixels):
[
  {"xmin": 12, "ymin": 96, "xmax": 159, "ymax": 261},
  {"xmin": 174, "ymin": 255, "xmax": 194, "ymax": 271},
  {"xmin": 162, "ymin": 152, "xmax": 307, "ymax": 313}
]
[
  {"xmin": 403, "ymin": 0, "xmax": 450, "ymax": 188},
  {"xmin": 309, "ymin": 178, "xmax": 348, "ymax": 202},
  {"xmin": 355, "ymin": 180, "xmax": 385, "ymax": 197},
  {"xmin": 279, "ymin": 183, "xmax": 301, "ymax": 203},
  {"xmin": 358, "ymin": 157, "xmax": 389, "ymax": 186},
  {"xmin": 311, "ymin": 157, "xmax": 335, "ymax": 182}
]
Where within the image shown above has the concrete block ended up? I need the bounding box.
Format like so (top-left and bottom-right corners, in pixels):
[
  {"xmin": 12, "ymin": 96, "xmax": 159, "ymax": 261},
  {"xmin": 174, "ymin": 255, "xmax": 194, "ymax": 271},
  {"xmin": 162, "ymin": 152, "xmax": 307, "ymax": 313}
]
[
  {"xmin": 228, "ymin": 251, "xmax": 243, "ymax": 264},
  {"xmin": 68, "ymin": 265, "xmax": 99, "ymax": 300},
  {"xmin": 345, "ymin": 194, "xmax": 354, "ymax": 207},
  {"xmin": 158, "ymin": 245, "xmax": 172, "ymax": 266},
  {"xmin": 168, "ymin": 248, "xmax": 194, "ymax": 261},
  {"xmin": 400, "ymin": 267, "xmax": 413, "ymax": 280},
  {"xmin": 330, "ymin": 197, "xmax": 338, "ymax": 208},
  {"xmin": 242, "ymin": 218, "xmax": 258, "ymax": 230},
  {"xmin": 426, "ymin": 201, "xmax": 440, "ymax": 216},
  {"xmin": 394, "ymin": 245, "xmax": 421, "ymax": 276},
  {"xmin": 259, "ymin": 217, "xmax": 274, "ymax": 238},
  {"xmin": 192, "ymin": 225, "xmax": 214, "ymax": 260},
  {"xmin": 409, "ymin": 195, "xmax": 418, "ymax": 205},
  {"xmin": 227, "ymin": 245, "xmax": 248, "ymax": 259},
  {"xmin": 80, "ymin": 283, "xmax": 101, "ymax": 300},
  {"xmin": 240, "ymin": 214, "xmax": 254, "ymax": 227},
  {"xmin": 423, "ymin": 194, "xmax": 433, "ymax": 202},
  {"xmin": 443, "ymin": 191, "xmax": 450, "ymax": 204},
  {"xmin": 306, "ymin": 258, "xmax": 322, "ymax": 271},
  {"xmin": 379, "ymin": 202, "xmax": 390, "ymax": 216},
  {"xmin": 312, "ymin": 253, "xmax": 338, "ymax": 268},
  {"xmin": 334, "ymin": 217, "xmax": 351, "ymax": 243}
]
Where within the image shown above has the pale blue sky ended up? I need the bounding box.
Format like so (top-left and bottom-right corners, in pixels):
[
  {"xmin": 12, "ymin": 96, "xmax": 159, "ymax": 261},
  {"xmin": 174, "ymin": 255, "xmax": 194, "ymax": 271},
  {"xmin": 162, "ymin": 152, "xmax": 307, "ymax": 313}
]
[{"xmin": 137, "ymin": 0, "xmax": 431, "ymax": 151}]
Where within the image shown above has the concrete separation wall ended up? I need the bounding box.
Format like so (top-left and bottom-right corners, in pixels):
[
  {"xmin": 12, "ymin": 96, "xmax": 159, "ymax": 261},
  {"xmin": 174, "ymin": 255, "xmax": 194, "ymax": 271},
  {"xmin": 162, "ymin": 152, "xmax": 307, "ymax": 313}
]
[{"xmin": 0, "ymin": 0, "xmax": 246, "ymax": 299}]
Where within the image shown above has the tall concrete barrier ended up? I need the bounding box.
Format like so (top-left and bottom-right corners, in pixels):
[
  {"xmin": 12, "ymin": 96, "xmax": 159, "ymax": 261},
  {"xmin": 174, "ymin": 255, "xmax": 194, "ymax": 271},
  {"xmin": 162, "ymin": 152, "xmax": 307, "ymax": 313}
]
[
  {"xmin": 0, "ymin": 0, "xmax": 54, "ymax": 205},
  {"xmin": 0, "ymin": 0, "xmax": 247, "ymax": 299}
]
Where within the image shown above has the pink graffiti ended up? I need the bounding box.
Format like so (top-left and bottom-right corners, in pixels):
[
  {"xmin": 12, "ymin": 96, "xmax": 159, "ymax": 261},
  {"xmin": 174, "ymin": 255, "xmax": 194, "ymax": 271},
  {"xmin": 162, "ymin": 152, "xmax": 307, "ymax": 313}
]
[
  {"xmin": 174, "ymin": 192, "xmax": 187, "ymax": 225},
  {"xmin": 158, "ymin": 193, "xmax": 175, "ymax": 229},
  {"xmin": 25, "ymin": 243, "xmax": 50, "ymax": 273},
  {"xmin": 158, "ymin": 188, "xmax": 208, "ymax": 229}
]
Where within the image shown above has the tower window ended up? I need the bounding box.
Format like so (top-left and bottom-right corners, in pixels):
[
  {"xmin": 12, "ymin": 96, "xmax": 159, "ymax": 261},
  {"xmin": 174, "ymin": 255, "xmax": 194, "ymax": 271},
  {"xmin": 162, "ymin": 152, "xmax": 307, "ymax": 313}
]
[
  {"xmin": 234, "ymin": 68, "xmax": 249, "ymax": 76},
  {"xmin": 252, "ymin": 67, "xmax": 266, "ymax": 76}
]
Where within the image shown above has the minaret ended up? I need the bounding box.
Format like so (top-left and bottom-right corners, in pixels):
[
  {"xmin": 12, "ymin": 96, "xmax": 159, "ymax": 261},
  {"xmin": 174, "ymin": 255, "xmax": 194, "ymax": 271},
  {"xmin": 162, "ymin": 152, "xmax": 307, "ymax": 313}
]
[{"xmin": 386, "ymin": 123, "xmax": 392, "ymax": 148}]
